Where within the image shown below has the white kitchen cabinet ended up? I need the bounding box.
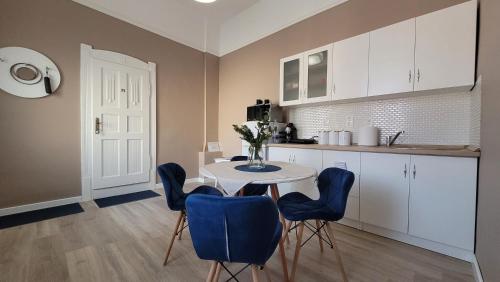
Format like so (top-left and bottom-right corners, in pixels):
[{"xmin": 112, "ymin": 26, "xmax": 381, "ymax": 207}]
[
  {"xmin": 360, "ymin": 153, "xmax": 410, "ymax": 233},
  {"xmin": 303, "ymin": 44, "xmax": 333, "ymax": 104},
  {"xmin": 409, "ymin": 156, "xmax": 477, "ymax": 250},
  {"xmin": 279, "ymin": 53, "xmax": 303, "ymax": 106},
  {"xmin": 279, "ymin": 45, "xmax": 333, "ymax": 106},
  {"xmin": 332, "ymin": 32, "xmax": 369, "ymax": 101},
  {"xmin": 414, "ymin": 0, "xmax": 476, "ymax": 92},
  {"xmin": 268, "ymin": 147, "xmax": 322, "ymax": 199},
  {"xmin": 368, "ymin": 19, "xmax": 416, "ymax": 96}
]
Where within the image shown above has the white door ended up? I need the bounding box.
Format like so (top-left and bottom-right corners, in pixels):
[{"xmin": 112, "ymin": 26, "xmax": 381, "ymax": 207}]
[
  {"xmin": 414, "ymin": 0, "xmax": 476, "ymax": 91},
  {"xmin": 91, "ymin": 59, "xmax": 151, "ymax": 189},
  {"xmin": 409, "ymin": 156, "xmax": 477, "ymax": 250},
  {"xmin": 303, "ymin": 44, "xmax": 333, "ymax": 104},
  {"xmin": 360, "ymin": 153, "xmax": 410, "ymax": 233},
  {"xmin": 369, "ymin": 18, "xmax": 416, "ymax": 96},
  {"xmin": 332, "ymin": 33, "xmax": 369, "ymax": 101},
  {"xmin": 279, "ymin": 54, "xmax": 304, "ymax": 106}
]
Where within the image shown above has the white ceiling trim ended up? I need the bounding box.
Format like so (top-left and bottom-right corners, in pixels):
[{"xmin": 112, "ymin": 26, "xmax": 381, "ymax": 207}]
[{"xmin": 218, "ymin": 0, "xmax": 349, "ymax": 56}]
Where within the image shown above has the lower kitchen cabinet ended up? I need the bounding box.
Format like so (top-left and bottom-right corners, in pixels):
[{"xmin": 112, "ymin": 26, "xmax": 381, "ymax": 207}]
[
  {"xmin": 360, "ymin": 153, "xmax": 411, "ymax": 233},
  {"xmin": 268, "ymin": 147, "xmax": 322, "ymax": 199},
  {"xmin": 409, "ymin": 155, "xmax": 477, "ymax": 250}
]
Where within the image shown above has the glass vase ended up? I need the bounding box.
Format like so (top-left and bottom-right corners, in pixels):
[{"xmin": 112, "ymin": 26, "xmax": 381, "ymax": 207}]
[{"xmin": 248, "ymin": 144, "xmax": 265, "ymax": 169}]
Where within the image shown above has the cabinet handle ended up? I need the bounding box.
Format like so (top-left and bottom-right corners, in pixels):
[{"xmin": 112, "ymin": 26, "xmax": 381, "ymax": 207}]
[
  {"xmin": 333, "ymin": 83, "xmax": 336, "ymax": 94},
  {"xmin": 413, "ymin": 164, "xmax": 416, "ymax": 179},
  {"xmin": 293, "ymin": 154, "xmax": 296, "ymax": 163},
  {"xmin": 403, "ymin": 164, "xmax": 407, "ymax": 178},
  {"xmin": 408, "ymin": 70, "xmax": 412, "ymax": 83},
  {"xmin": 288, "ymin": 155, "xmax": 291, "ymax": 163},
  {"xmin": 417, "ymin": 69, "xmax": 421, "ymax": 82}
]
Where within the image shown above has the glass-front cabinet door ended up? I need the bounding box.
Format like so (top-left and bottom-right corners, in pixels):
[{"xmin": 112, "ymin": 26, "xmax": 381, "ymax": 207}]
[
  {"xmin": 303, "ymin": 44, "xmax": 333, "ymax": 103},
  {"xmin": 279, "ymin": 54, "xmax": 303, "ymax": 106}
]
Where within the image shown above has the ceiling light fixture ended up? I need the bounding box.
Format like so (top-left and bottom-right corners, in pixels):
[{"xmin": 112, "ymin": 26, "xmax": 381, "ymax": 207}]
[{"xmin": 194, "ymin": 0, "xmax": 216, "ymax": 3}]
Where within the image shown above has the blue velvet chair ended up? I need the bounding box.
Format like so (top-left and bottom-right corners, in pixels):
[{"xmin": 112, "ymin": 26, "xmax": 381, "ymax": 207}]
[
  {"xmin": 230, "ymin": 156, "xmax": 269, "ymax": 196},
  {"xmin": 186, "ymin": 194, "xmax": 282, "ymax": 281},
  {"xmin": 157, "ymin": 163, "xmax": 223, "ymax": 265},
  {"xmin": 277, "ymin": 167, "xmax": 354, "ymax": 282}
]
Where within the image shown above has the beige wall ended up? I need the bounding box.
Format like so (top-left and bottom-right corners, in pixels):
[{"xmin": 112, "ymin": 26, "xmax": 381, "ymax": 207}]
[
  {"xmin": 218, "ymin": 0, "xmax": 466, "ymax": 157},
  {"xmin": 476, "ymin": 0, "xmax": 500, "ymax": 280},
  {"xmin": 0, "ymin": 0, "xmax": 206, "ymax": 208},
  {"xmin": 205, "ymin": 53, "xmax": 219, "ymax": 143}
]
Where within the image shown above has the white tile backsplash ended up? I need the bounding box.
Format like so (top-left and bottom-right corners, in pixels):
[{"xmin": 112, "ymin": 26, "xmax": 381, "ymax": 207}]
[{"xmin": 288, "ymin": 87, "xmax": 481, "ymax": 146}]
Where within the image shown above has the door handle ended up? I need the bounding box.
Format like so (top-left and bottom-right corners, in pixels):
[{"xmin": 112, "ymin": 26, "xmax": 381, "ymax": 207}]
[
  {"xmin": 403, "ymin": 164, "xmax": 407, "ymax": 178},
  {"xmin": 95, "ymin": 117, "xmax": 101, "ymax": 134}
]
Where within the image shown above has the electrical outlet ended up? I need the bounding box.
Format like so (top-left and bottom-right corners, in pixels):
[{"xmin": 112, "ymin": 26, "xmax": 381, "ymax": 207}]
[{"xmin": 346, "ymin": 116, "xmax": 354, "ymax": 129}]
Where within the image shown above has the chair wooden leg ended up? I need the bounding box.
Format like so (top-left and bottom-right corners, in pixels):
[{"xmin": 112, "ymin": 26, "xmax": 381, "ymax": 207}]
[
  {"xmin": 163, "ymin": 211, "xmax": 184, "ymax": 265},
  {"xmin": 315, "ymin": 220, "xmax": 324, "ymax": 252},
  {"xmin": 206, "ymin": 261, "xmax": 217, "ymax": 282},
  {"xmin": 251, "ymin": 265, "xmax": 260, "ymax": 282},
  {"xmin": 270, "ymin": 184, "xmax": 290, "ymax": 281},
  {"xmin": 284, "ymin": 220, "xmax": 293, "ymax": 246},
  {"xmin": 213, "ymin": 262, "xmax": 221, "ymax": 282},
  {"xmin": 325, "ymin": 222, "xmax": 348, "ymax": 282},
  {"xmin": 263, "ymin": 265, "xmax": 272, "ymax": 282},
  {"xmin": 177, "ymin": 214, "xmax": 186, "ymax": 240},
  {"xmin": 270, "ymin": 185, "xmax": 289, "ymax": 244},
  {"xmin": 290, "ymin": 222, "xmax": 305, "ymax": 282}
]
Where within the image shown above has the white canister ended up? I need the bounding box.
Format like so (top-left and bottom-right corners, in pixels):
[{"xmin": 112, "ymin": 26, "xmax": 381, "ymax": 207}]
[
  {"xmin": 358, "ymin": 126, "xmax": 379, "ymax": 146},
  {"xmin": 329, "ymin": 131, "xmax": 339, "ymax": 145},
  {"xmin": 339, "ymin": 131, "xmax": 352, "ymax": 146},
  {"xmin": 318, "ymin": 131, "xmax": 329, "ymax": 145}
]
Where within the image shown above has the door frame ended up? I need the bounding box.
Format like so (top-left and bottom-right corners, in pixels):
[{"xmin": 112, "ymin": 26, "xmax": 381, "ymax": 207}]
[{"xmin": 80, "ymin": 43, "xmax": 157, "ymax": 201}]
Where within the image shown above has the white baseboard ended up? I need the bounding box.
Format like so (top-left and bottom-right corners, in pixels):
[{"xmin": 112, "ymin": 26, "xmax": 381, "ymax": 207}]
[
  {"xmin": 0, "ymin": 196, "xmax": 82, "ymax": 217},
  {"xmin": 472, "ymin": 255, "xmax": 484, "ymax": 282},
  {"xmin": 362, "ymin": 223, "xmax": 475, "ymax": 262}
]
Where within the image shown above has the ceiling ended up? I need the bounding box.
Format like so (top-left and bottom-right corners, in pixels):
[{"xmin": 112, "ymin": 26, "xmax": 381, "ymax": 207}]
[{"xmin": 73, "ymin": 0, "xmax": 347, "ymax": 56}]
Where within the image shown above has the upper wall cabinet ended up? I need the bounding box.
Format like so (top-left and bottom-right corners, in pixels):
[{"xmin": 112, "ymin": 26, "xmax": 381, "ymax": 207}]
[
  {"xmin": 368, "ymin": 19, "xmax": 416, "ymax": 96},
  {"xmin": 279, "ymin": 44, "xmax": 333, "ymax": 106},
  {"xmin": 278, "ymin": 0, "xmax": 476, "ymax": 106},
  {"xmin": 304, "ymin": 45, "xmax": 333, "ymax": 103},
  {"xmin": 332, "ymin": 33, "xmax": 369, "ymax": 101},
  {"xmin": 414, "ymin": 0, "xmax": 476, "ymax": 92},
  {"xmin": 280, "ymin": 53, "xmax": 303, "ymax": 106}
]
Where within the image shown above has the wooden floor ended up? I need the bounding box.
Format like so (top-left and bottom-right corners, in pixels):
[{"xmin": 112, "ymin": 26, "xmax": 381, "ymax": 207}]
[{"xmin": 0, "ymin": 183, "xmax": 475, "ymax": 282}]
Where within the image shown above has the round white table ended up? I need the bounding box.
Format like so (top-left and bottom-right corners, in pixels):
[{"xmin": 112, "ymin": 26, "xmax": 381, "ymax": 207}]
[{"xmin": 199, "ymin": 161, "xmax": 317, "ymax": 282}]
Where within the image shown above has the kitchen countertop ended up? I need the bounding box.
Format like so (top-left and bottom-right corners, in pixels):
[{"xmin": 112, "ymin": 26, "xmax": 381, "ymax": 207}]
[{"xmin": 267, "ymin": 143, "xmax": 481, "ymax": 158}]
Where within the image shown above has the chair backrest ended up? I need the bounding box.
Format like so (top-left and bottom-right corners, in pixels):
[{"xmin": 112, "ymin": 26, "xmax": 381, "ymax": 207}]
[
  {"xmin": 230, "ymin": 155, "xmax": 248, "ymax": 162},
  {"xmin": 186, "ymin": 194, "xmax": 281, "ymax": 266},
  {"xmin": 157, "ymin": 163, "xmax": 187, "ymax": 211},
  {"xmin": 317, "ymin": 167, "xmax": 355, "ymax": 218}
]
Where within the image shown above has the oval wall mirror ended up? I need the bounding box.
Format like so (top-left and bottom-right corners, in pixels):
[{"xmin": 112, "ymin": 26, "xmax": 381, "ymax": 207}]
[{"xmin": 0, "ymin": 47, "xmax": 61, "ymax": 98}]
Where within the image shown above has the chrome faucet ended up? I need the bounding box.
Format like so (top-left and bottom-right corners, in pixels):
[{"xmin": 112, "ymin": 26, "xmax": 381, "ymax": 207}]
[{"xmin": 386, "ymin": 131, "xmax": 405, "ymax": 147}]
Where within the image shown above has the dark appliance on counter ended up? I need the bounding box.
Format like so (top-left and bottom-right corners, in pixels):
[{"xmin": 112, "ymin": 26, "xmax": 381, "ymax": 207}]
[
  {"xmin": 279, "ymin": 123, "xmax": 317, "ymax": 144},
  {"xmin": 247, "ymin": 99, "xmax": 283, "ymax": 122}
]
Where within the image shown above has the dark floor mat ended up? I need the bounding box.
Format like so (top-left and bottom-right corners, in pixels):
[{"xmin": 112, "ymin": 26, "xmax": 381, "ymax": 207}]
[
  {"xmin": 0, "ymin": 203, "xmax": 84, "ymax": 229},
  {"xmin": 94, "ymin": 190, "xmax": 160, "ymax": 208}
]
